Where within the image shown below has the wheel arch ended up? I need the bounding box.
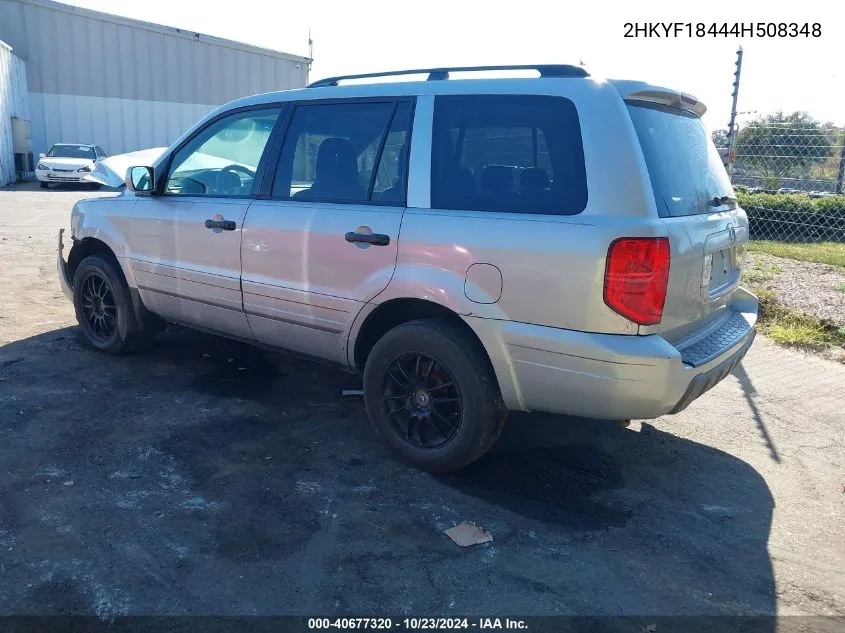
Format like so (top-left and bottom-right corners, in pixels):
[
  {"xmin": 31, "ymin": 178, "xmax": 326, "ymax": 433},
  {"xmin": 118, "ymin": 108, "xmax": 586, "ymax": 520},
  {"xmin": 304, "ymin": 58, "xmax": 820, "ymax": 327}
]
[
  {"xmin": 350, "ymin": 297, "xmax": 525, "ymax": 411},
  {"xmin": 67, "ymin": 237, "xmax": 126, "ymax": 287},
  {"xmin": 351, "ymin": 299, "xmax": 484, "ymax": 370},
  {"xmin": 67, "ymin": 237, "xmax": 164, "ymax": 337}
]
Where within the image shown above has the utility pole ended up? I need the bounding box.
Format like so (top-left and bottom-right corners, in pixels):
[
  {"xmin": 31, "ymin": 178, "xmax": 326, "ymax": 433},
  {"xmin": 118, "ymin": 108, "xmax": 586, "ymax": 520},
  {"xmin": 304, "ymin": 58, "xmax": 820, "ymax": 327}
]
[
  {"xmin": 308, "ymin": 29, "xmax": 314, "ymax": 72},
  {"xmin": 725, "ymin": 46, "xmax": 743, "ymax": 177}
]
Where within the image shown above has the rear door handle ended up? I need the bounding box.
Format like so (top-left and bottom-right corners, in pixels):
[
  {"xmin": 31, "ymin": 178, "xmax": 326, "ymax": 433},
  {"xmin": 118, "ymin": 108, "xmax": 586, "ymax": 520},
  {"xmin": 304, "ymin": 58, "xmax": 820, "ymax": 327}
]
[
  {"xmin": 205, "ymin": 218, "xmax": 236, "ymax": 231},
  {"xmin": 345, "ymin": 232, "xmax": 390, "ymax": 246}
]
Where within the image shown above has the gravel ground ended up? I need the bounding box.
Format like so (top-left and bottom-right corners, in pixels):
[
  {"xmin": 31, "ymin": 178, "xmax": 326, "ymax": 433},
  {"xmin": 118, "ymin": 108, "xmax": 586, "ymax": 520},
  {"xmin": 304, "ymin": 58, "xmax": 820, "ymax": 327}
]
[
  {"xmin": 745, "ymin": 251, "xmax": 845, "ymax": 327},
  {"xmin": 1, "ymin": 183, "xmax": 844, "ymax": 623}
]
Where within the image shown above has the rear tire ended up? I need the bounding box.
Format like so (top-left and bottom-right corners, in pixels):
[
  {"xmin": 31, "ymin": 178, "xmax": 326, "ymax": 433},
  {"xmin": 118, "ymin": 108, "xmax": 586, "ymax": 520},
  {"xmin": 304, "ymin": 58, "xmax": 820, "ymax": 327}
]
[
  {"xmin": 363, "ymin": 318, "xmax": 507, "ymax": 472},
  {"xmin": 40, "ymin": 181, "xmax": 48, "ymax": 189},
  {"xmin": 72, "ymin": 254, "xmax": 142, "ymax": 354}
]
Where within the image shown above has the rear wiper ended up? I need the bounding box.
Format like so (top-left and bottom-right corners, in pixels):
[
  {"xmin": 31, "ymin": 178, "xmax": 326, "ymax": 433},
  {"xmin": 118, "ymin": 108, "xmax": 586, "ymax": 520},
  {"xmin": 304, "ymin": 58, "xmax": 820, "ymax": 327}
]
[{"xmin": 710, "ymin": 195, "xmax": 737, "ymax": 207}]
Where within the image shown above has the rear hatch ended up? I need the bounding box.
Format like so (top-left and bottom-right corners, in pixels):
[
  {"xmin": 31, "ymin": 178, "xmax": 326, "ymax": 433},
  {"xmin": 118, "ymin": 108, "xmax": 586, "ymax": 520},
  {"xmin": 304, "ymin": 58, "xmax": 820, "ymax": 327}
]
[{"xmin": 624, "ymin": 90, "xmax": 750, "ymax": 346}]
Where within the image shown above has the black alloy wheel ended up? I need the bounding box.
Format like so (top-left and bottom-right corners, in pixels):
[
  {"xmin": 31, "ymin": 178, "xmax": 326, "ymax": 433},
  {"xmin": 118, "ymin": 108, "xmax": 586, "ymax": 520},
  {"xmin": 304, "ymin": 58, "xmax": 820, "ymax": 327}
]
[
  {"xmin": 79, "ymin": 271, "xmax": 118, "ymax": 344},
  {"xmin": 382, "ymin": 351, "xmax": 463, "ymax": 449}
]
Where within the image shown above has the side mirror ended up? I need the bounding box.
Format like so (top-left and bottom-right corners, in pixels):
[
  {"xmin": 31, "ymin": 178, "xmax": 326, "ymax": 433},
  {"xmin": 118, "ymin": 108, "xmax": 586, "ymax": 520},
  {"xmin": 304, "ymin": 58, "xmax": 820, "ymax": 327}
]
[
  {"xmin": 126, "ymin": 166, "xmax": 154, "ymax": 193},
  {"xmin": 39, "ymin": 152, "xmax": 46, "ymax": 159}
]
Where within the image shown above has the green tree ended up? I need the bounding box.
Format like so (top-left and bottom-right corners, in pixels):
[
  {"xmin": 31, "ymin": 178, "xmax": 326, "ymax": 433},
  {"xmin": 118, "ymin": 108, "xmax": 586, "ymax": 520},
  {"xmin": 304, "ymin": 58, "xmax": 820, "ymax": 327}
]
[
  {"xmin": 734, "ymin": 112, "xmax": 833, "ymax": 188},
  {"xmin": 711, "ymin": 129, "xmax": 729, "ymax": 148}
]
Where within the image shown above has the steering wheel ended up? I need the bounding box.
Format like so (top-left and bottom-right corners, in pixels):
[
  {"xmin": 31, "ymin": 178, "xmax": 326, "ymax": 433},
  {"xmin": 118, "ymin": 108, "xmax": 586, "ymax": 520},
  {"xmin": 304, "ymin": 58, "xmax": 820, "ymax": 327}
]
[{"xmin": 214, "ymin": 164, "xmax": 256, "ymax": 195}]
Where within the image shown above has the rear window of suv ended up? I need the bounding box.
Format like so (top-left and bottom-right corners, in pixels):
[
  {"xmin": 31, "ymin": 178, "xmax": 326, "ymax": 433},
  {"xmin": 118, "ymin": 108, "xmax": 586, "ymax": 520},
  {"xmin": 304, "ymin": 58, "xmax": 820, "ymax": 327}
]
[
  {"xmin": 627, "ymin": 102, "xmax": 734, "ymax": 217},
  {"xmin": 431, "ymin": 95, "xmax": 587, "ymax": 215}
]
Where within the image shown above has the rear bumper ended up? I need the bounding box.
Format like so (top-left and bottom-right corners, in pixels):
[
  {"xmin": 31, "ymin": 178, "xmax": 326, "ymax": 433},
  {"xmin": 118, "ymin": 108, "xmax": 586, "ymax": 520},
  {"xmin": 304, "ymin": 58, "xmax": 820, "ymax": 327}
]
[
  {"xmin": 468, "ymin": 288, "xmax": 758, "ymax": 420},
  {"xmin": 670, "ymin": 330, "xmax": 755, "ymax": 413},
  {"xmin": 57, "ymin": 229, "xmax": 74, "ymax": 301}
]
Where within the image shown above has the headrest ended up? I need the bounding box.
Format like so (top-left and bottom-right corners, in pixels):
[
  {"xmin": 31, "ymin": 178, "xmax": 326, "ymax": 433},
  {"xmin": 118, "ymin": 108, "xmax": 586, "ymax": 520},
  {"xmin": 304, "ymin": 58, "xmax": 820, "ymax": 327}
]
[
  {"xmin": 520, "ymin": 167, "xmax": 550, "ymax": 191},
  {"xmin": 480, "ymin": 165, "xmax": 514, "ymax": 192},
  {"xmin": 316, "ymin": 138, "xmax": 358, "ymax": 180}
]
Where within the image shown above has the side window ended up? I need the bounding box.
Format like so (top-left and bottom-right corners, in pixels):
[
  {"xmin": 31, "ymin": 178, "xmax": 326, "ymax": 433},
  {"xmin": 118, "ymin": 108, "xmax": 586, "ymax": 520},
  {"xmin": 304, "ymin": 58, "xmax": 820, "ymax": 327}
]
[
  {"xmin": 431, "ymin": 95, "xmax": 587, "ymax": 215},
  {"xmin": 371, "ymin": 102, "xmax": 411, "ymax": 204},
  {"xmin": 272, "ymin": 101, "xmax": 408, "ymax": 203},
  {"xmin": 165, "ymin": 107, "xmax": 281, "ymax": 197},
  {"xmin": 96, "ymin": 146, "xmax": 107, "ymax": 158}
]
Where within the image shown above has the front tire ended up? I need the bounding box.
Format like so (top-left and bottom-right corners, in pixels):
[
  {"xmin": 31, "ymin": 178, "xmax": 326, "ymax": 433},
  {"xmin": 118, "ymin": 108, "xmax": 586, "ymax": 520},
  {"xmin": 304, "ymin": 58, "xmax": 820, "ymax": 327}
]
[
  {"xmin": 363, "ymin": 319, "xmax": 507, "ymax": 472},
  {"xmin": 72, "ymin": 254, "xmax": 141, "ymax": 354},
  {"xmin": 40, "ymin": 181, "xmax": 48, "ymax": 189}
]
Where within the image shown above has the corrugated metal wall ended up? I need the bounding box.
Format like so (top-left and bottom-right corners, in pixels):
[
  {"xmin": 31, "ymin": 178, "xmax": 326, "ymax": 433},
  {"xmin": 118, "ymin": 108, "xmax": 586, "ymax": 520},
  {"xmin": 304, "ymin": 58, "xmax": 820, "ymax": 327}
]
[
  {"xmin": 0, "ymin": 0, "xmax": 310, "ymax": 158},
  {"xmin": 0, "ymin": 40, "xmax": 30, "ymax": 186}
]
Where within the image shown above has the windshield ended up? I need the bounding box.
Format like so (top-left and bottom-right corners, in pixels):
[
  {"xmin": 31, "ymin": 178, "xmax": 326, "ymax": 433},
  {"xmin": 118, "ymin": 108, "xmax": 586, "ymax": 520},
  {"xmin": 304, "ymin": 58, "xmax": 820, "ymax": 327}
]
[
  {"xmin": 627, "ymin": 102, "xmax": 734, "ymax": 217},
  {"xmin": 47, "ymin": 145, "xmax": 95, "ymax": 159}
]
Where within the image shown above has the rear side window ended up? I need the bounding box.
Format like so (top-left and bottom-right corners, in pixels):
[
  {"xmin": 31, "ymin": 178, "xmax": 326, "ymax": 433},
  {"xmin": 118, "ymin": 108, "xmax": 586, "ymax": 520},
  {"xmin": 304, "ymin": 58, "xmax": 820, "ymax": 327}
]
[
  {"xmin": 431, "ymin": 95, "xmax": 587, "ymax": 215},
  {"xmin": 272, "ymin": 101, "xmax": 411, "ymax": 204},
  {"xmin": 627, "ymin": 102, "xmax": 734, "ymax": 217}
]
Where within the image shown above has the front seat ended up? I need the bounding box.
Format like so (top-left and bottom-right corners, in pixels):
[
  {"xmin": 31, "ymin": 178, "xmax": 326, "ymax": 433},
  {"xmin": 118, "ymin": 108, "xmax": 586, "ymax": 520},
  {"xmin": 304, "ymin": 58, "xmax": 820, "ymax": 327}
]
[{"xmin": 294, "ymin": 137, "xmax": 364, "ymax": 202}]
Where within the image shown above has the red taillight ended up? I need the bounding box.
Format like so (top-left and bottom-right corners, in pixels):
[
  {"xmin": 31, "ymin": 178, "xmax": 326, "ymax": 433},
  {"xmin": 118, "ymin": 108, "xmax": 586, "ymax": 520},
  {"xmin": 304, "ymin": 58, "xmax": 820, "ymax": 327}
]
[{"xmin": 603, "ymin": 237, "xmax": 670, "ymax": 326}]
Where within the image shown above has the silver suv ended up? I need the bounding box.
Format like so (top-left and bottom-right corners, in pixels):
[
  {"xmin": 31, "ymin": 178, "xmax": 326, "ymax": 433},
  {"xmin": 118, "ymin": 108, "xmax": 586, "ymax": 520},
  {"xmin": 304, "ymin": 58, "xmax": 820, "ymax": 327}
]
[{"xmin": 58, "ymin": 65, "xmax": 757, "ymax": 472}]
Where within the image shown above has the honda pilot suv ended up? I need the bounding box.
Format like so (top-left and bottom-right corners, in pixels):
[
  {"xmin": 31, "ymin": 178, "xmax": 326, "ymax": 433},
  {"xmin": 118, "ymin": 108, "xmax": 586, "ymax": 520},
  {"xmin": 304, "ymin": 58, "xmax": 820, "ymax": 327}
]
[{"xmin": 58, "ymin": 65, "xmax": 757, "ymax": 472}]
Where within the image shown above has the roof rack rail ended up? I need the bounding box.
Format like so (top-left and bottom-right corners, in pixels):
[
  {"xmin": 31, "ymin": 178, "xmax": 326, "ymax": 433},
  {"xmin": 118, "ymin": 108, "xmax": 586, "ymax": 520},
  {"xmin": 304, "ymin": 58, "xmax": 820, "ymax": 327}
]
[{"xmin": 307, "ymin": 64, "xmax": 589, "ymax": 88}]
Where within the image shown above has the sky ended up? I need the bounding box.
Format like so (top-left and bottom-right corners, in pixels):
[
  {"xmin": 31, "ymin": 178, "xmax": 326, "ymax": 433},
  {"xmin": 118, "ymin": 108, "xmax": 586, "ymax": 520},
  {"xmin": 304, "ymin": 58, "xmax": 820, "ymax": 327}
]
[{"xmin": 60, "ymin": 0, "xmax": 844, "ymax": 130}]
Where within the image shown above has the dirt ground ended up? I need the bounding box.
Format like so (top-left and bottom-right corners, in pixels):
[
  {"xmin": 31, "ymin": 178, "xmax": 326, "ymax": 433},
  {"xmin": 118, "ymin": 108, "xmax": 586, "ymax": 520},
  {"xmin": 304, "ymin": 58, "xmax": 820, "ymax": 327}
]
[
  {"xmin": 1, "ymin": 182, "xmax": 844, "ymax": 620},
  {"xmin": 744, "ymin": 251, "xmax": 845, "ymax": 328}
]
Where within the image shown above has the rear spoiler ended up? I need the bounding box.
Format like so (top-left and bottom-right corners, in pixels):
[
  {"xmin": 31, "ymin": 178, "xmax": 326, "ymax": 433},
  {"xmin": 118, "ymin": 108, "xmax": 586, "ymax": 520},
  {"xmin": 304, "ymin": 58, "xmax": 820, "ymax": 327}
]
[
  {"xmin": 624, "ymin": 89, "xmax": 707, "ymax": 118},
  {"xmin": 609, "ymin": 80, "xmax": 707, "ymax": 118}
]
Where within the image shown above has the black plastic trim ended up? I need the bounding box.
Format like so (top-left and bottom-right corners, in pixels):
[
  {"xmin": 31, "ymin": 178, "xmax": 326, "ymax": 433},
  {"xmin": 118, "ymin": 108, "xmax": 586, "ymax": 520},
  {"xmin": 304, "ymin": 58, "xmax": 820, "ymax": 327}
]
[
  {"xmin": 671, "ymin": 330, "xmax": 755, "ymax": 414},
  {"xmin": 345, "ymin": 232, "xmax": 390, "ymax": 246}
]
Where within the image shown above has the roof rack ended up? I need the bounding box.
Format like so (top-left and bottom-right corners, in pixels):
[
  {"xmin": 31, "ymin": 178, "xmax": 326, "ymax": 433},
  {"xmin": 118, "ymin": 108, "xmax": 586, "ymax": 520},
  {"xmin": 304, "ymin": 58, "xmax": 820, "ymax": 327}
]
[{"xmin": 307, "ymin": 64, "xmax": 589, "ymax": 88}]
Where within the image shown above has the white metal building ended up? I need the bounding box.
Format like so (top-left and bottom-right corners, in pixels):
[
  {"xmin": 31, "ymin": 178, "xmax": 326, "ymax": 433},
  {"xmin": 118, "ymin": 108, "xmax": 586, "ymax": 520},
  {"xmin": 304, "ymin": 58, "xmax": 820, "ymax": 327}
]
[
  {"xmin": 0, "ymin": 0, "xmax": 310, "ymax": 184},
  {"xmin": 0, "ymin": 39, "xmax": 30, "ymax": 185}
]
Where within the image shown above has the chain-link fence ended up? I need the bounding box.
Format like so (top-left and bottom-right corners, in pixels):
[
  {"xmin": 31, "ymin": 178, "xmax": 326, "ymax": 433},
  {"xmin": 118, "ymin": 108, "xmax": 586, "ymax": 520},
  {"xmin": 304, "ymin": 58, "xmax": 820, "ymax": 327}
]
[{"xmin": 717, "ymin": 120, "xmax": 845, "ymax": 243}]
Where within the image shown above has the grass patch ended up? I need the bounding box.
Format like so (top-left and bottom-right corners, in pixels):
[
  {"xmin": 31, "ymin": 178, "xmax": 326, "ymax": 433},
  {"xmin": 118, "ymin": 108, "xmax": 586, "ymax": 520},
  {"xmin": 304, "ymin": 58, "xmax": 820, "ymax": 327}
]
[
  {"xmin": 835, "ymin": 282, "xmax": 845, "ymax": 293},
  {"xmin": 766, "ymin": 315, "xmax": 835, "ymax": 348},
  {"xmin": 742, "ymin": 269, "xmax": 770, "ymax": 285},
  {"xmin": 762, "ymin": 262, "xmax": 783, "ymax": 275},
  {"xmin": 753, "ymin": 288, "xmax": 845, "ymax": 353},
  {"xmin": 742, "ymin": 259, "xmax": 784, "ymax": 285},
  {"xmin": 753, "ymin": 287, "xmax": 777, "ymax": 303},
  {"xmin": 749, "ymin": 241, "xmax": 845, "ymax": 268}
]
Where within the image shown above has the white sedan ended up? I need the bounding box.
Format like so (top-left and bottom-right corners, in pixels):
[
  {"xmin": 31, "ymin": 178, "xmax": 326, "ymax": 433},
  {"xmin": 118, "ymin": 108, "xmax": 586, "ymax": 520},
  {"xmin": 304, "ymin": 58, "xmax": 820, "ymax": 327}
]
[{"xmin": 35, "ymin": 144, "xmax": 108, "ymax": 189}]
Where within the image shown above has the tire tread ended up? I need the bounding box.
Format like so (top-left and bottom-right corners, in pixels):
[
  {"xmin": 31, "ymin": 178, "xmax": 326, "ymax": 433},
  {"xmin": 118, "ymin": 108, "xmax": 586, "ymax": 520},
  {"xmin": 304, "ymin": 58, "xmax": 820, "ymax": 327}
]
[{"xmin": 363, "ymin": 317, "xmax": 507, "ymax": 472}]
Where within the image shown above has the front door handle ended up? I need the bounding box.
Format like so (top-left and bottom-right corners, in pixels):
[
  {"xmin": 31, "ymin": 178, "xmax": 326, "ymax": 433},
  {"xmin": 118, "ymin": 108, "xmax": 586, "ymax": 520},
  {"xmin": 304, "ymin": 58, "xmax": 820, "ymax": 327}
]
[
  {"xmin": 205, "ymin": 218, "xmax": 236, "ymax": 231},
  {"xmin": 345, "ymin": 232, "xmax": 390, "ymax": 246}
]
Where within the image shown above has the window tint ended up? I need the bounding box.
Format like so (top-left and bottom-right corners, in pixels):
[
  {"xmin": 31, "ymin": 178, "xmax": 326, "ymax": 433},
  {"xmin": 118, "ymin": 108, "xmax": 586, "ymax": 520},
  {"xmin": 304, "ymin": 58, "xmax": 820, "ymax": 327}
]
[
  {"xmin": 431, "ymin": 95, "xmax": 587, "ymax": 215},
  {"xmin": 371, "ymin": 102, "xmax": 412, "ymax": 204},
  {"xmin": 627, "ymin": 103, "xmax": 734, "ymax": 217},
  {"xmin": 165, "ymin": 108, "xmax": 281, "ymax": 197},
  {"xmin": 272, "ymin": 101, "xmax": 406, "ymax": 203}
]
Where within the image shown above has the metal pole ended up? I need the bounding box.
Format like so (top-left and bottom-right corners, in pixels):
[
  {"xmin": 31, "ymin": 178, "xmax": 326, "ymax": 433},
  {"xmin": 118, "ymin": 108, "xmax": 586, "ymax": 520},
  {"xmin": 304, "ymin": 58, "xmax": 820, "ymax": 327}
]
[
  {"xmin": 307, "ymin": 29, "xmax": 313, "ymax": 73},
  {"xmin": 726, "ymin": 46, "xmax": 743, "ymax": 178},
  {"xmin": 836, "ymin": 134, "xmax": 845, "ymax": 194}
]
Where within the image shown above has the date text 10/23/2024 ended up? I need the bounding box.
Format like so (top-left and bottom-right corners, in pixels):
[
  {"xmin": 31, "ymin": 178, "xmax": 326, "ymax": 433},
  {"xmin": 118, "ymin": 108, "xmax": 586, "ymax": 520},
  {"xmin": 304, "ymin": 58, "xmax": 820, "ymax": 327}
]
[
  {"xmin": 624, "ymin": 22, "xmax": 821, "ymax": 37},
  {"xmin": 308, "ymin": 618, "xmax": 528, "ymax": 630}
]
